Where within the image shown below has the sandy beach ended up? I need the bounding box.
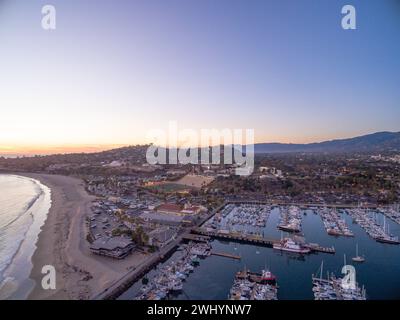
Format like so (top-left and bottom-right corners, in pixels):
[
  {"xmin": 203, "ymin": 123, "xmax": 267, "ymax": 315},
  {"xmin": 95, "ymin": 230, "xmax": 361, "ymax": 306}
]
[{"xmin": 15, "ymin": 173, "xmax": 146, "ymax": 300}]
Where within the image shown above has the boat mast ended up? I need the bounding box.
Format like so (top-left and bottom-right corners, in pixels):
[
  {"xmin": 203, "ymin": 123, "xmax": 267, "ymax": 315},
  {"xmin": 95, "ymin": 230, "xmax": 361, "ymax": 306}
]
[
  {"xmin": 387, "ymin": 220, "xmax": 390, "ymax": 235},
  {"xmin": 383, "ymin": 215, "xmax": 386, "ymax": 233},
  {"xmin": 320, "ymin": 261, "xmax": 323, "ymax": 281}
]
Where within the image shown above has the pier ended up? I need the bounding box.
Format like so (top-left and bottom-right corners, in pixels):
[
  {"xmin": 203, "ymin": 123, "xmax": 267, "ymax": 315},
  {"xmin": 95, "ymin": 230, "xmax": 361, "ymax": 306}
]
[
  {"xmin": 191, "ymin": 227, "xmax": 335, "ymax": 254},
  {"xmin": 192, "ymin": 227, "xmax": 276, "ymax": 246},
  {"xmin": 304, "ymin": 243, "xmax": 336, "ymax": 254},
  {"xmin": 91, "ymin": 236, "xmax": 182, "ymax": 300},
  {"xmin": 182, "ymin": 233, "xmax": 211, "ymax": 243}
]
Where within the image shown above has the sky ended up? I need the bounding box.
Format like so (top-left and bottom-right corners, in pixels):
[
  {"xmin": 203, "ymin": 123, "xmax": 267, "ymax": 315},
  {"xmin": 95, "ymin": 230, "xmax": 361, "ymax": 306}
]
[{"xmin": 0, "ymin": 0, "xmax": 399, "ymax": 154}]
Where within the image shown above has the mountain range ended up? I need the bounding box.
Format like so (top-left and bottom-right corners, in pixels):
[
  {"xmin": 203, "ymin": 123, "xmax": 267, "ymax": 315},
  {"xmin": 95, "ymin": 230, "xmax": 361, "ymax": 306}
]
[{"xmin": 253, "ymin": 131, "xmax": 400, "ymax": 154}]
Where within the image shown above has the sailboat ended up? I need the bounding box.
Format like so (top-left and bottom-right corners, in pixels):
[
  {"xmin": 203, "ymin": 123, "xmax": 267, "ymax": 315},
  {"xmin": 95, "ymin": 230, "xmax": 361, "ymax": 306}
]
[
  {"xmin": 352, "ymin": 243, "xmax": 365, "ymax": 263},
  {"xmin": 376, "ymin": 215, "xmax": 400, "ymax": 244}
]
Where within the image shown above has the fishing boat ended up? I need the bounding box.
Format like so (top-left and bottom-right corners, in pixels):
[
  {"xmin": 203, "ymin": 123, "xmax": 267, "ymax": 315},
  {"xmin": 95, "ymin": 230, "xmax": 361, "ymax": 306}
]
[
  {"xmin": 273, "ymin": 237, "xmax": 311, "ymax": 254},
  {"xmin": 260, "ymin": 269, "xmax": 277, "ymax": 286},
  {"xmin": 230, "ymin": 268, "xmax": 278, "ymax": 300}
]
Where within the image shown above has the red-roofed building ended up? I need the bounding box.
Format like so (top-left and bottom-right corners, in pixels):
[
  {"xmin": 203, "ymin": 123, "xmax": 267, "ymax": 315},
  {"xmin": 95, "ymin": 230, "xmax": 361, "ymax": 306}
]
[
  {"xmin": 155, "ymin": 203, "xmax": 207, "ymax": 216},
  {"xmin": 155, "ymin": 203, "xmax": 183, "ymax": 215}
]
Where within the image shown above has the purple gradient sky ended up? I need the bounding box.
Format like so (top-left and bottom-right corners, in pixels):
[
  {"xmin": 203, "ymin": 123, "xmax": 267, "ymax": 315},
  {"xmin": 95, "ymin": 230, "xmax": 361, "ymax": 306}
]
[{"xmin": 0, "ymin": 0, "xmax": 399, "ymax": 152}]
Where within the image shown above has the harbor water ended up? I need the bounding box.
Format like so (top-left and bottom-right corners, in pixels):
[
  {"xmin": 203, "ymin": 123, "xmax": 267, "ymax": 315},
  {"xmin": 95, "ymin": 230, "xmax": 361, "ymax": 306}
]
[{"xmin": 120, "ymin": 207, "xmax": 400, "ymax": 300}]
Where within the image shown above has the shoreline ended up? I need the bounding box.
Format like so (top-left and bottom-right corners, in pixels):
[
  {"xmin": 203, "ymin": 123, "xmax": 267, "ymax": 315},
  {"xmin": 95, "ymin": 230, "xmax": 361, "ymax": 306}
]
[
  {"xmin": 0, "ymin": 175, "xmax": 51, "ymax": 299},
  {"xmin": 21, "ymin": 173, "xmax": 94, "ymax": 299},
  {"xmin": 5, "ymin": 172, "xmax": 147, "ymax": 300}
]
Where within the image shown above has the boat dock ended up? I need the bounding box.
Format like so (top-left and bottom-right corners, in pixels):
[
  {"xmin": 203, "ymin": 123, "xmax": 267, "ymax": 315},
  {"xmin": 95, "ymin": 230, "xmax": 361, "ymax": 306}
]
[
  {"xmin": 191, "ymin": 228, "xmax": 335, "ymax": 254},
  {"xmin": 91, "ymin": 236, "xmax": 182, "ymax": 300},
  {"xmin": 221, "ymin": 200, "xmax": 379, "ymax": 210},
  {"xmin": 211, "ymin": 251, "xmax": 241, "ymax": 260},
  {"xmin": 182, "ymin": 233, "xmax": 211, "ymax": 243},
  {"xmin": 347, "ymin": 208, "xmax": 400, "ymax": 244},
  {"xmin": 304, "ymin": 243, "xmax": 336, "ymax": 254},
  {"xmin": 192, "ymin": 227, "xmax": 276, "ymax": 246}
]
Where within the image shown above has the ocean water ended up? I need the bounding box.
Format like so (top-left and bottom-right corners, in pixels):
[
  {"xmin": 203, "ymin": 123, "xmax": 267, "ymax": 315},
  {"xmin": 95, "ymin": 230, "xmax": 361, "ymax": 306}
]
[
  {"xmin": 120, "ymin": 207, "xmax": 400, "ymax": 300},
  {"xmin": 0, "ymin": 175, "xmax": 51, "ymax": 299}
]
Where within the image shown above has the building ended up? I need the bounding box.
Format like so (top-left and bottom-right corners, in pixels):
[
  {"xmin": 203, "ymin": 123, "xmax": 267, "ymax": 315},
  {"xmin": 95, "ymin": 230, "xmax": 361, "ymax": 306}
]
[
  {"xmin": 90, "ymin": 236, "xmax": 135, "ymax": 259},
  {"xmin": 275, "ymin": 169, "xmax": 283, "ymax": 178},
  {"xmin": 155, "ymin": 203, "xmax": 183, "ymax": 215},
  {"xmin": 155, "ymin": 203, "xmax": 206, "ymax": 216},
  {"xmin": 180, "ymin": 204, "xmax": 205, "ymax": 215},
  {"xmin": 139, "ymin": 211, "xmax": 184, "ymax": 226},
  {"xmin": 148, "ymin": 227, "xmax": 176, "ymax": 248},
  {"xmin": 139, "ymin": 203, "xmax": 206, "ymax": 226},
  {"xmin": 182, "ymin": 214, "xmax": 198, "ymax": 226}
]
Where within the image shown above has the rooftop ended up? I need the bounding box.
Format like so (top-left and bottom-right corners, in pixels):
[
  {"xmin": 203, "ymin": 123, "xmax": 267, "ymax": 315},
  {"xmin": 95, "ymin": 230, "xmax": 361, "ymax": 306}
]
[{"xmin": 90, "ymin": 236, "xmax": 133, "ymax": 251}]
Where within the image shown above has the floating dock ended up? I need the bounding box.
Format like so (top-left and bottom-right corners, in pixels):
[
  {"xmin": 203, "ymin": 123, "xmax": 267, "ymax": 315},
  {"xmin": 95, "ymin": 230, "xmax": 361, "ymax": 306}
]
[
  {"xmin": 304, "ymin": 243, "xmax": 335, "ymax": 254},
  {"xmin": 211, "ymin": 251, "xmax": 241, "ymax": 260}
]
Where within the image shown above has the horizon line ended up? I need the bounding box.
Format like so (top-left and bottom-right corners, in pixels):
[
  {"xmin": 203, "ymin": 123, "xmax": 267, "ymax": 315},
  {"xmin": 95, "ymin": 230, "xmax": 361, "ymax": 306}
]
[{"xmin": 1, "ymin": 130, "xmax": 399, "ymax": 158}]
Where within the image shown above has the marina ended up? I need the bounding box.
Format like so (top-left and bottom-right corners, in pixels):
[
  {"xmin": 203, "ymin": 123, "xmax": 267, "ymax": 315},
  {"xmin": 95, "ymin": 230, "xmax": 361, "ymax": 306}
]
[
  {"xmin": 134, "ymin": 242, "xmax": 211, "ymax": 300},
  {"xmin": 319, "ymin": 207, "xmax": 354, "ymax": 237},
  {"xmin": 312, "ymin": 261, "xmax": 366, "ymax": 300},
  {"xmin": 117, "ymin": 204, "xmax": 400, "ymax": 300},
  {"xmin": 204, "ymin": 204, "xmax": 271, "ymax": 235},
  {"xmin": 380, "ymin": 204, "xmax": 400, "ymax": 226},
  {"xmin": 2, "ymin": 0, "xmax": 400, "ymax": 304},
  {"xmin": 277, "ymin": 206, "xmax": 302, "ymax": 233},
  {"xmin": 347, "ymin": 208, "xmax": 400, "ymax": 244}
]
